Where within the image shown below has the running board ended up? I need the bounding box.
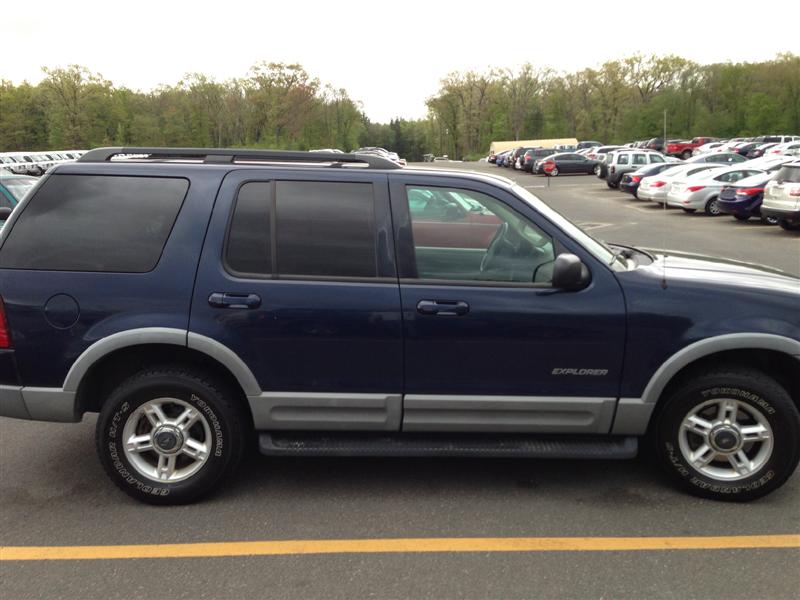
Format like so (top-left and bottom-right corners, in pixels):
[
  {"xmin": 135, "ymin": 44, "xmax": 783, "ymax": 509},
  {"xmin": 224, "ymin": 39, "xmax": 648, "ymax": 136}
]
[{"xmin": 259, "ymin": 433, "xmax": 638, "ymax": 459}]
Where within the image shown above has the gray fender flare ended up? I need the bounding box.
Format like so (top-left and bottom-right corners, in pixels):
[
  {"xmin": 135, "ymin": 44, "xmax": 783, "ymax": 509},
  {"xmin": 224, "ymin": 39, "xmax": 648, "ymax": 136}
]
[
  {"xmin": 612, "ymin": 333, "xmax": 800, "ymax": 435},
  {"xmin": 63, "ymin": 327, "xmax": 261, "ymax": 397}
]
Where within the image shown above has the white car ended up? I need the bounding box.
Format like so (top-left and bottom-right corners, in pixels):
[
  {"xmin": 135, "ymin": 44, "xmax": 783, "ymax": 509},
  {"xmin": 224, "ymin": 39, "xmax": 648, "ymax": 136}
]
[
  {"xmin": 764, "ymin": 141, "xmax": 800, "ymax": 157},
  {"xmin": 741, "ymin": 155, "xmax": 796, "ymax": 171},
  {"xmin": 692, "ymin": 142, "xmax": 725, "ymax": 156},
  {"xmin": 761, "ymin": 161, "xmax": 800, "ymax": 231},
  {"xmin": 666, "ymin": 165, "xmax": 766, "ymax": 215},
  {"xmin": 638, "ymin": 164, "xmax": 725, "ymax": 203}
]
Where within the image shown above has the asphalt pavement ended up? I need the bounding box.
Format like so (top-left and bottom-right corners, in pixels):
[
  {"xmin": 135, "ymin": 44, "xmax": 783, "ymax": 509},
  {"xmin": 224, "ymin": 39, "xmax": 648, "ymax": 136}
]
[{"xmin": 1, "ymin": 163, "xmax": 798, "ymax": 599}]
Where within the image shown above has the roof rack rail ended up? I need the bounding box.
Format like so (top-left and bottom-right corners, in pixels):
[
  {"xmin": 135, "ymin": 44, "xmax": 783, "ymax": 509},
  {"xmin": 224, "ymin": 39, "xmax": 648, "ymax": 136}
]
[{"xmin": 77, "ymin": 147, "xmax": 402, "ymax": 170}]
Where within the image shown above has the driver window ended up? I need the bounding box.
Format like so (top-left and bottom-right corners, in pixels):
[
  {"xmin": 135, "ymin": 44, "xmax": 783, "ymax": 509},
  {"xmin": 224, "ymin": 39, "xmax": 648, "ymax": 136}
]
[{"xmin": 406, "ymin": 186, "xmax": 555, "ymax": 285}]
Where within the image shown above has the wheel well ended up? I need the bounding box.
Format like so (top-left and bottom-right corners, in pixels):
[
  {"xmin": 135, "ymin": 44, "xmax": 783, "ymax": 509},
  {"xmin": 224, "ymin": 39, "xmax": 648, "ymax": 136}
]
[
  {"xmin": 657, "ymin": 349, "xmax": 800, "ymax": 411},
  {"xmin": 75, "ymin": 344, "xmax": 253, "ymax": 427}
]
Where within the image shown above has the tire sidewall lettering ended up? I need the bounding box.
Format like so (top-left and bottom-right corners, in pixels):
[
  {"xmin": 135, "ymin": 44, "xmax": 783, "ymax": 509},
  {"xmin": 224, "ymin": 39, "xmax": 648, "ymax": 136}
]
[{"xmin": 699, "ymin": 386, "xmax": 775, "ymax": 415}]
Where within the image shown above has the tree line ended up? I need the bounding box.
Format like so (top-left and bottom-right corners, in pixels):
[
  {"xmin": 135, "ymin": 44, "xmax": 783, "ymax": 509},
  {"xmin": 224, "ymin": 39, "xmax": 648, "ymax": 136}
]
[
  {"xmin": 1, "ymin": 54, "xmax": 798, "ymax": 161},
  {"xmin": 426, "ymin": 53, "xmax": 800, "ymax": 160}
]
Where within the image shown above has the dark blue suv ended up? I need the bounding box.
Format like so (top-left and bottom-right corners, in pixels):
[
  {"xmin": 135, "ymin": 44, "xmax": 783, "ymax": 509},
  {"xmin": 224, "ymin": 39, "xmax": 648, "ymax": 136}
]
[{"xmin": 1, "ymin": 147, "xmax": 798, "ymax": 504}]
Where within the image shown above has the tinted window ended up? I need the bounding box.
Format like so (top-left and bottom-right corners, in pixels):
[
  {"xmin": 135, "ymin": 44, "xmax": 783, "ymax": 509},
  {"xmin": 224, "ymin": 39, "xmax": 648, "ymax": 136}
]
[
  {"xmin": 0, "ymin": 174, "xmax": 187, "ymax": 272},
  {"xmin": 226, "ymin": 182, "xmax": 272, "ymax": 276},
  {"xmin": 617, "ymin": 154, "xmax": 629, "ymax": 165},
  {"xmin": 406, "ymin": 186, "xmax": 554, "ymax": 285},
  {"xmin": 649, "ymin": 154, "xmax": 665, "ymax": 163},
  {"xmin": 276, "ymin": 181, "xmax": 376, "ymax": 278},
  {"xmin": 632, "ymin": 154, "xmax": 647, "ymax": 165}
]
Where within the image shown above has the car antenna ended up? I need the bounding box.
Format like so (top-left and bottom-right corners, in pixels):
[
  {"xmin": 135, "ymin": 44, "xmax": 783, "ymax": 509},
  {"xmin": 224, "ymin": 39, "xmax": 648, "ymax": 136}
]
[{"xmin": 661, "ymin": 110, "xmax": 668, "ymax": 290}]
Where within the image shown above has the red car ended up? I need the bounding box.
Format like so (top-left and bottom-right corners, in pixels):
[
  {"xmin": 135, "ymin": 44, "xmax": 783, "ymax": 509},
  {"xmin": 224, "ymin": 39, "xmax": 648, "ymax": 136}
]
[{"xmin": 666, "ymin": 137, "xmax": 719, "ymax": 160}]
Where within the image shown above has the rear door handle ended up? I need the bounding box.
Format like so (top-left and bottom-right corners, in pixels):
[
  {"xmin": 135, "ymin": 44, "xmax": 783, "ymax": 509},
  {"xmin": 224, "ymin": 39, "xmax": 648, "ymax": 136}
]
[
  {"xmin": 208, "ymin": 292, "xmax": 262, "ymax": 309},
  {"xmin": 416, "ymin": 299, "xmax": 470, "ymax": 316}
]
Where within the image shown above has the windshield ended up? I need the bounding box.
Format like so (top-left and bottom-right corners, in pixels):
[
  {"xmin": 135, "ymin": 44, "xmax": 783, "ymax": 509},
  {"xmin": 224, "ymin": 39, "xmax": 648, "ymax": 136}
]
[{"xmin": 513, "ymin": 184, "xmax": 623, "ymax": 269}]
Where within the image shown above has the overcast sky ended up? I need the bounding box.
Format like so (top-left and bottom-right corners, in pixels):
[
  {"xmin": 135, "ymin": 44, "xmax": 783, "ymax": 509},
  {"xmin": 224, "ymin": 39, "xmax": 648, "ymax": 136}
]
[{"xmin": 4, "ymin": 0, "xmax": 798, "ymax": 122}]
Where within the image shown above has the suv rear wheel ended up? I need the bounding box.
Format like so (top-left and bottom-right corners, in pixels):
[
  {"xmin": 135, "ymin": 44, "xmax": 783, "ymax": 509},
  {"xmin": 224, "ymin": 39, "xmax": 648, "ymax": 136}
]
[
  {"xmin": 653, "ymin": 368, "xmax": 800, "ymax": 501},
  {"xmin": 96, "ymin": 367, "xmax": 247, "ymax": 504}
]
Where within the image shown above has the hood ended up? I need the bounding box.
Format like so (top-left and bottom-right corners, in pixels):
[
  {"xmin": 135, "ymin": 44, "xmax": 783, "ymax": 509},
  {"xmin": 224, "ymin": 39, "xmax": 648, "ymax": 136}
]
[{"xmin": 641, "ymin": 249, "xmax": 800, "ymax": 295}]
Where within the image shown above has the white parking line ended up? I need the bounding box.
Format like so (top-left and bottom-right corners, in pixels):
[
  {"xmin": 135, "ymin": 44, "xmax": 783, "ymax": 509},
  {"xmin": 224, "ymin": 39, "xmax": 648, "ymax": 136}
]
[{"xmin": 579, "ymin": 223, "xmax": 616, "ymax": 231}]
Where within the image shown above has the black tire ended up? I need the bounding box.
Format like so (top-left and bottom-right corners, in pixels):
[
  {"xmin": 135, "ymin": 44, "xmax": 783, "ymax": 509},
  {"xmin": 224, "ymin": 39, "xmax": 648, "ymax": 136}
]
[
  {"xmin": 682, "ymin": 208, "xmax": 696, "ymax": 213},
  {"xmin": 606, "ymin": 179, "xmax": 618, "ymax": 189},
  {"xmin": 681, "ymin": 150, "xmax": 692, "ymax": 160},
  {"xmin": 760, "ymin": 215, "xmax": 779, "ymax": 225},
  {"xmin": 653, "ymin": 368, "xmax": 800, "ymax": 502},
  {"xmin": 96, "ymin": 366, "xmax": 247, "ymax": 505},
  {"xmin": 549, "ymin": 167, "xmax": 559, "ymax": 177},
  {"xmin": 734, "ymin": 214, "xmax": 750, "ymax": 221},
  {"xmin": 778, "ymin": 219, "xmax": 800, "ymax": 231},
  {"xmin": 704, "ymin": 197, "xmax": 721, "ymax": 215}
]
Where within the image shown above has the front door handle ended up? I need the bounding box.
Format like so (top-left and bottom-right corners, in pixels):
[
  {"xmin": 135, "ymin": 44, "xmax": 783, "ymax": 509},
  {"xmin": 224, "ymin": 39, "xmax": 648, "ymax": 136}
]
[
  {"xmin": 417, "ymin": 299, "xmax": 470, "ymax": 316},
  {"xmin": 208, "ymin": 292, "xmax": 262, "ymax": 309}
]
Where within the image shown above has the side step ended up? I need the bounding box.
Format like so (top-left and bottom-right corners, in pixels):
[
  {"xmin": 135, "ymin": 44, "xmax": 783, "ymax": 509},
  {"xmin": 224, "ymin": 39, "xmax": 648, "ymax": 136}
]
[{"xmin": 259, "ymin": 433, "xmax": 638, "ymax": 459}]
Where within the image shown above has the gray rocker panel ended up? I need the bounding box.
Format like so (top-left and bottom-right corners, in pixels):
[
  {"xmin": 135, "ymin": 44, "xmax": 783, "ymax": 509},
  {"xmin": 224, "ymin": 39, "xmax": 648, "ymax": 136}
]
[
  {"xmin": 248, "ymin": 392, "xmax": 403, "ymax": 431},
  {"xmin": 402, "ymin": 395, "xmax": 617, "ymax": 433}
]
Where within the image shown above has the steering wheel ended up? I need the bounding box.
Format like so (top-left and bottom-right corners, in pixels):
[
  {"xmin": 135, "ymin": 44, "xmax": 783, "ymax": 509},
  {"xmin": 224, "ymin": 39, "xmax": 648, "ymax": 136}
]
[{"xmin": 480, "ymin": 222, "xmax": 510, "ymax": 273}]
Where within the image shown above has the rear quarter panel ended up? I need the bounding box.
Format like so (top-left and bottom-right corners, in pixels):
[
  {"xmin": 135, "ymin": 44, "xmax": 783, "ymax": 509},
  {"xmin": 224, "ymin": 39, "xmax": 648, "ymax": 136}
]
[{"xmin": 0, "ymin": 164, "xmax": 225, "ymax": 388}]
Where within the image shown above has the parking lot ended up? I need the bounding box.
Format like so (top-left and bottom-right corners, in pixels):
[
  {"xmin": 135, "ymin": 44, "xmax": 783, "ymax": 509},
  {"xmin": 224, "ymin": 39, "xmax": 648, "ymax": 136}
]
[{"xmin": 1, "ymin": 163, "xmax": 797, "ymax": 599}]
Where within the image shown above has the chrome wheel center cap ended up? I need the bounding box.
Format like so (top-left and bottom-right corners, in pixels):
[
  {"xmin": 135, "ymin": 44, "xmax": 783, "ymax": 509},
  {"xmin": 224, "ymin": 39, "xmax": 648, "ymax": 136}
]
[
  {"xmin": 152, "ymin": 425, "xmax": 183, "ymax": 454},
  {"xmin": 710, "ymin": 425, "xmax": 741, "ymax": 453}
]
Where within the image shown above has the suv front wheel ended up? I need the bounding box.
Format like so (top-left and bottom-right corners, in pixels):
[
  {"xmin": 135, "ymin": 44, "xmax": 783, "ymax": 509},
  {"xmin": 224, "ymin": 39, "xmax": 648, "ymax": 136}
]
[
  {"xmin": 653, "ymin": 368, "xmax": 800, "ymax": 501},
  {"xmin": 96, "ymin": 367, "xmax": 247, "ymax": 504}
]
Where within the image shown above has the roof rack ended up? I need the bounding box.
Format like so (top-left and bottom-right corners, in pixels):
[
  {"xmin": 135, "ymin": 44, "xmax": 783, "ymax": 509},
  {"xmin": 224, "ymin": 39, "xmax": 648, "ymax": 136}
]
[{"xmin": 77, "ymin": 147, "xmax": 402, "ymax": 170}]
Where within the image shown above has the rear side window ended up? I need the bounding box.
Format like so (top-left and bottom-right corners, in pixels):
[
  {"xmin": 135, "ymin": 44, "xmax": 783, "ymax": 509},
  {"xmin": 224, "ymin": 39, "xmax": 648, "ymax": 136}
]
[
  {"xmin": 276, "ymin": 181, "xmax": 376, "ymax": 278},
  {"xmin": 225, "ymin": 180, "xmax": 377, "ymax": 279},
  {"xmin": 776, "ymin": 166, "xmax": 800, "ymax": 184},
  {"xmin": 617, "ymin": 154, "xmax": 629, "ymax": 165},
  {"xmin": 0, "ymin": 174, "xmax": 188, "ymax": 272}
]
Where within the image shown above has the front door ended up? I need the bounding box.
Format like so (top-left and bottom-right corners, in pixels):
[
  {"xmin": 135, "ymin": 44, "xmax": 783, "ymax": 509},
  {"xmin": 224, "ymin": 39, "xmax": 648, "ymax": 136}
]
[
  {"xmin": 390, "ymin": 175, "xmax": 626, "ymax": 434},
  {"xmin": 190, "ymin": 169, "xmax": 403, "ymax": 432}
]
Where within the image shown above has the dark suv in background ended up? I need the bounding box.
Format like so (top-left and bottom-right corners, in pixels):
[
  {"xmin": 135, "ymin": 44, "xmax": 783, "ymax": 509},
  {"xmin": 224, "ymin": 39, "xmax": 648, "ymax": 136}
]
[{"xmin": 1, "ymin": 147, "xmax": 798, "ymax": 504}]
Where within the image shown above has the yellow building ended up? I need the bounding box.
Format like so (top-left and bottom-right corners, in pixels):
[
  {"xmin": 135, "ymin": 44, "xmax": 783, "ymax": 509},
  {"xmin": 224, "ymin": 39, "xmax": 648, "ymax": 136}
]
[{"xmin": 489, "ymin": 138, "xmax": 579, "ymax": 154}]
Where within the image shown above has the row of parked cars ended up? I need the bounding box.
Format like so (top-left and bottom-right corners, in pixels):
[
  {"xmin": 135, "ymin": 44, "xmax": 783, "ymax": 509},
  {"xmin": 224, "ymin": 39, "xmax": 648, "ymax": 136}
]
[
  {"xmin": 1, "ymin": 149, "xmax": 86, "ymax": 227},
  {"xmin": 489, "ymin": 137, "xmax": 800, "ymax": 233},
  {"xmin": 0, "ymin": 149, "xmax": 85, "ymax": 177}
]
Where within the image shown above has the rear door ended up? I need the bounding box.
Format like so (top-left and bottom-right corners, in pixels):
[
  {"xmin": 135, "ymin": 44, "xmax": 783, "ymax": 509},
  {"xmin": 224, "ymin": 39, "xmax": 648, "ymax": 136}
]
[
  {"xmin": 390, "ymin": 174, "xmax": 626, "ymax": 434},
  {"xmin": 189, "ymin": 169, "xmax": 403, "ymax": 432}
]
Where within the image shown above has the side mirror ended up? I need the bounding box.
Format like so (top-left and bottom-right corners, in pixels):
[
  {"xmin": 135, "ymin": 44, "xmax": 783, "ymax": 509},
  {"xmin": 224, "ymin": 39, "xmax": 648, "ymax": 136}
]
[
  {"xmin": 0, "ymin": 207, "xmax": 12, "ymax": 220},
  {"xmin": 552, "ymin": 254, "xmax": 590, "ymax": 290}
]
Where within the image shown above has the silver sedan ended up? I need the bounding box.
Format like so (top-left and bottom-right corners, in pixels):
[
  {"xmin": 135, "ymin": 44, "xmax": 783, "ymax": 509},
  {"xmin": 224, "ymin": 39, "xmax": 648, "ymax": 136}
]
[
  {"xmin": 666, "ymin": 165, "xmax": 766, "ymax": 215},
  {"xmin": 638, "ymin": 164, "xmax": 724, "ymax": 203}
]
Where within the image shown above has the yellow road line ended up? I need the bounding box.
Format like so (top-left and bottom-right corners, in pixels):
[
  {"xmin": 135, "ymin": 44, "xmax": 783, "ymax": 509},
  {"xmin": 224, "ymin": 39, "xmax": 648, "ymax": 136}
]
[{"xmin": 2, "ymin": 535, "xmax": 799, "ymax": 561}]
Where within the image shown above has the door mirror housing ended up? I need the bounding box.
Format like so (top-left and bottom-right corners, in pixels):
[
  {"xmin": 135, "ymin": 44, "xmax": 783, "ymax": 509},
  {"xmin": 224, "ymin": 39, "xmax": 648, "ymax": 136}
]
[{"xmin": 552, "ymin": 253, "xmax": 590, "ymax": 290}]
